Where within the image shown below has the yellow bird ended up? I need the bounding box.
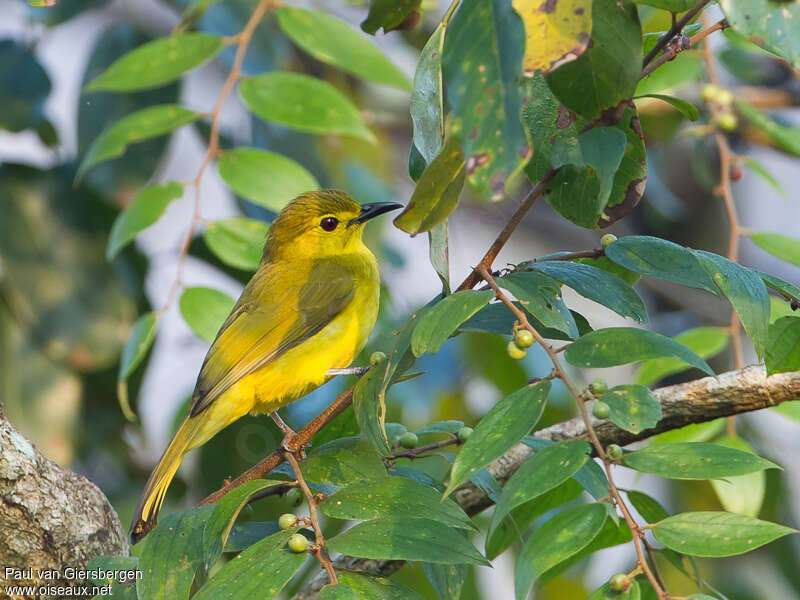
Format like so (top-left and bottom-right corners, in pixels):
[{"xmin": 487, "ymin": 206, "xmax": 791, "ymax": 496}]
[{"xmin": 130, "ymin": 190, "xmax": 401, "ymax": 543}]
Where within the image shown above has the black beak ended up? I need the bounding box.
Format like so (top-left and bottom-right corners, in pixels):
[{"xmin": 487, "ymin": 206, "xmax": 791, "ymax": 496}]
[{"xmin": 348, "ymin": 202, "xmax": 404, "ymax": 227}]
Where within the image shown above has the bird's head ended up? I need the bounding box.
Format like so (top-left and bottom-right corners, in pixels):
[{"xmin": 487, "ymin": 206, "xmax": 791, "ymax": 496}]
[{"xmin": 262, "ymin": 190, "xmax": 402, "ymax": 261}]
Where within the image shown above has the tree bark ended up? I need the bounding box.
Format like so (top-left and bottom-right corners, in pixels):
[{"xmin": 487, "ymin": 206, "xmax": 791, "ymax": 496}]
[
  {"xmin": 0, "ymin": 415, "xmax": 128, "ymax": 599},
  {"xmin": 294, "ymin": 366, "xmax": 800, "ymax": 598}
]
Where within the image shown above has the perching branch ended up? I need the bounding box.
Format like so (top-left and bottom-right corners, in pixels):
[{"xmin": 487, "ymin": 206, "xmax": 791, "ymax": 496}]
[
  {"xmin": 293, "ymin": 366, "xmax": 800, "ymax": 597},
  {"xmin": 641, "ymin": 0, "xmax": 713, "ymax": 68}
]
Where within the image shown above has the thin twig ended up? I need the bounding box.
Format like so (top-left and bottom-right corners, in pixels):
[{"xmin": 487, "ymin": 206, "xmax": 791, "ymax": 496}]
[
  {"xmin": 159, "ymin": 0, "xmax": 276, "ymax": 313},
  {"xmin": 700, "ymin": 13, "xmax": 744, "ymax": 436},
  {"xmin": 642, "ymin": 0, "xmax": 712, "ymax": 67},
  {"xmin": 456, "ymin": 169, "xmax": 556, "ymax": 291},
  {"xmin": 640, "ymin": 19, "xmax": 727, "ymax": 80},
  {"xmin": 477, "ymin": 265, "xmax": 669, "ymax": 599},
  {"xmin": 285, "ymin": 451, "xmax": 338, "ymax": 585},
  {"xmin": 389, "ymin": 436, "xmax": 460, "ymax": 460}
]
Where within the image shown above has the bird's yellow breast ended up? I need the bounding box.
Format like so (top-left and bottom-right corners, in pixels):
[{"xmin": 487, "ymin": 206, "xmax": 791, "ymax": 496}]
[{"xmin": 187, "ymin": 250, "xmax": 379, "ymax": 449}]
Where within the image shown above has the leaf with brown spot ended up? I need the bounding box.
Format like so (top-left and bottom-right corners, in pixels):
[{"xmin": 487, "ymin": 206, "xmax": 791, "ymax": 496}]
[{"xmin": 513, "ymin": 0, "xmax": 592, "ymax": 75}]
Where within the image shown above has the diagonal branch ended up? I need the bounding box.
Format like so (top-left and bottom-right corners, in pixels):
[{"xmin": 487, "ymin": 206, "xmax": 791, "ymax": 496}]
[{"xmin": 293, "ymin": 366, "xmax": 800, "ymax": 597}]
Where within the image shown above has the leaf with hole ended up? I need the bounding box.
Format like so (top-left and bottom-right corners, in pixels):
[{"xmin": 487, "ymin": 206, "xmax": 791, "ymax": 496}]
[
  {"xmin": 622, "ymin": 442, "xmax": 780, "ymax": 480},
  {"xmin": 276, "ymin": 7, "xmax": 409, "ymax": 90},
  {"xmin": 203, "ymin": 217, "xmax": 269, "ymax": 271},
  {"xmin": 444, "ymin": 381, "xmax": 550, "ymax": 497},
  {"xmin": 218, "ymin": 147, "xmax": 318, "ymax": 213},
  {"xmin": 652, "ymin": 511, "xmax": 796, "ymax": 557},
  {"xmin": 86, "ymin": 33, "xmax": 223, "ymax": 92},
  {"xmin": 240, "ymin": 72, "xmax": 374, "ymax": 142},
  {"xmin": 565, "ymin": 327, "xmax": 713, "ymax": 376}
]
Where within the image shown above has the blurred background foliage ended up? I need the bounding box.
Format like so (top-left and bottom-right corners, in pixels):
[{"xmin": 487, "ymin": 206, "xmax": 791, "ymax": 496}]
[{"xmin": 1, "ymin": 0, "xmax": 800, "ymax": 598}]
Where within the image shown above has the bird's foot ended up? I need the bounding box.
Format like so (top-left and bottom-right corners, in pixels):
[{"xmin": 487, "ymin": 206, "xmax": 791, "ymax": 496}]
[{"xmin": 271, "ymin": 411, "xmax": 310, "ymax": 458}]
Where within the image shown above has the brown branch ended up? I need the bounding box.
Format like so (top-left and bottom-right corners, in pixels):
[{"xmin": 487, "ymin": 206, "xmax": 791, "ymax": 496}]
[
  {"xmin": 642, "ymin": 0, "xmax": 713, "ymax": 68},
  {"xmin": 294, "ymin": 366, "xmax": 800, "ymax": 597},
  {"xmin": 285, "ymin": 451, "xmax": 338, "ymax": 585},
  {"xmin": 640, "ymin": 19, "xmax": 728, "ymax": 81},
  {"xmin": 456, "ymin": 169, "xmax": 556, "ymax": 292},
  {"xmin": 199, "ymin": 386, "xmax": 356, "ymax": 505},
  {"xmin": 476, "ymin": 265, "xmax": 668, "ymax": 598},
  {"xmin": 159, "ymin": 0, "xmax": 276, "ymax": 313}
]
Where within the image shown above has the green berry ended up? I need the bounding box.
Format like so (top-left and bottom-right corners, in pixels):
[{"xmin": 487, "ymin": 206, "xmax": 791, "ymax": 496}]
[
  {"xmin": 514, "ymin": 329, "xmax": 534, "ymax": 348},
  {"xmin": 717, "ymin": 89, "xmax": 733, "ymax": 106},
  {"xmin": 716, "ymin": 112, "xmax": 738, "ymax": 131},
  {"xmin": 399, "ymin": 432, "xmax": 419, "ymax": 449},
  {"xmin": 369, "ymin": 351, "xmax": 387, "ymax": 366},
  {"xmin": 278, "ymin": 513, "xmax": 298, "ymax": 530},
  {"xmin": 600, "ymin": 233, "xmax": 617, "ymax": 248},
  {"xmin": 589, "ymin": 379, "xmax": 608, "ymax": 395},
  {"xmin": 606, "ymin": 444, "xmax": 623, "ymax": 460},
  {"xmin": 457, "ymin": 426, "xmax": 473, "ymax": 443},
  {"xmin": 701, "ymin": 84, "xmax": 719, "ymax": 101},
  {"xmin": 592, "ymin": 401, "xmax": 611, "ymax": 420},
  {"xmin": 608, "ymin": 573, "xmax": 628, "ymax": 592},
  {"xmin": 288, "ymin": 533, "xmax": 309, "ymax": 553},
  {"xmin": 285, "ymin": 487, "xmax": 303, "ymax": 507},
  {"xmin": 507, "ymin": 340, "xmax": 527, "ymax": 360}
]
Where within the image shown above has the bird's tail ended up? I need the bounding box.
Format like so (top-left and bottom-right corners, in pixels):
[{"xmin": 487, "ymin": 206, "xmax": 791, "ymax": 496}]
[{"xmin": 129, "ymin": 416, "xmax": 201, "ymax": 544}]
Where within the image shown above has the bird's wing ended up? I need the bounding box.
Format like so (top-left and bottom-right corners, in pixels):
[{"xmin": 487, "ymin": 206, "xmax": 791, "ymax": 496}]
[{"xmin": 189, "ymin": 260, "xmax": 356, "ymax": 416}]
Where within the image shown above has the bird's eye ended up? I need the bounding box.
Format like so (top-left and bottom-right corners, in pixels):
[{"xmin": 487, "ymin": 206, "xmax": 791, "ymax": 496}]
[{"xmin": 320, "ymin": 217, "xmax": 339, "ymax": 232}]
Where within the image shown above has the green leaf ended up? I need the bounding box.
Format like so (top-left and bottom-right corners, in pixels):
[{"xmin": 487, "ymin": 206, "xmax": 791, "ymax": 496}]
[
  {"xmin": 635, "ymin": 94, "xmax": 699, "ymax": 121},
  {"xmin": 444, "ymin": 381, "xmax": 551, "ymax": 497},
  {"xmin": 651, "ymin": 419, "xmax": 726, "ymax": 445},
  {"xmin": 118, "ymin": 312, "xmax": 157, "ymax": 381},
  {"xmin": 513, "ymin": 0, "xmax": 592, "ymax": 75},
  {"xmin": 411, "ymin": 25, "xmax": 445, "ymax": 165},
  {"xmin": 428, "ymin": 223, "xmax": 451, "ymax": 295},
  {"xmin": 710, "ymin": 436, "xmax": 766, "ymax": 518},
  {"xmin": 193, "ymin": 529, "xmax": 306, "ymax": 599},
  {"xmin": 760, "ymin": 271, "xmax": 800, "ymax": 306},
  {"xmin": 353, "ymin": 360, "xmax": 392, "ymax": 456},
  {"xmin": 743, "ymin": 157, "xmax": 786, "ymax": 199},
  {"xmin": 514, "ymin": 503, "xmax": 607, "ymax": 599},
  {"xmin": 320, "ymin": 477, "xmax": 475, "ymax": 530},
  {"xmin": 203, "ymin": 217, "xmax": 269, "ymax": 271},
  {"xmin": 598, "ymin": 384, "xmax": 662, "ymax": 434},
  {"xmin": 394, "ymin": 136, "xmax": 465, "ymax": 235},
  {"xmin": 179, "ymin": 287, "xmax": 235, "ymax": 342},
  {"xmin": 86, "ymin": 33, "xmax": 223, "ymax": 92},
  {"xmin": 652, "ymin": 511, "xmax": 796, "ymax": 557},
  {"xmin": 411, "ymin": 290, "xmax": 494, "ymax": 356},
  {"xmin": 276, "ymin": 8, "xmax": 409, "ymax": 90},
  {"xmin": 622, "ymin": 442, "xmax": 780, "ymax": 480},
  {"xmin": 695, "ymin": 251, "xmax": 770, "ymax": 359},
  {"xmin": 442, "ymin": 0, "xmax": 528, "ymax": 201},
  {"xmin": 552, "ymin": 127, "xmax": 627, "ymax": 212},
  {"xmin": 218, "ymin": 147, "xmax": 318, "ymax": 213},
  {"xmin": 720, "ymin": 0, "xmax": 800, "ymax": 69},
  {"xmin": 319, "ymin": 572, "xmax": 428, "ymax": 600},
  {"xmin": 422, "ymin": 563, "xmax": 467, "ymax": 600},
  {"xmin": 240, "ymin": 72, "xmax": 374, "ymax": 142},
  {"xmin": 626, "ymin": 490, "xmax": 670, "ymax": 523},
  {"xmin": 751, "ymin": 232, "xmax": 800, "ymax": 267},
  {"xmin": 498, "ymin": 272, "xmax": 578, "ymax": 338},
  {"xmin": 635, "ymin": 327, "xmax": 730, "ymax": 386},
  {"xmin": 546, "ymin": 0, "xmax": 641, "ymax": 120},
  {"xmin": 202, "ymin": 479, "xmax": 287, "ymax": 568},
  {"xmin": 225, "ymin": 522, "xmax": 280, "ymax": 553},
  {"xmin": 489, "ymin": 440, "xmax": 591, "ymax": 539},
  {"xmin": 416, "ymin": 420, "xmax": 464, "ymax": 435},
  {"xmin": 77, "ymin": 104, "xmax": 199, "ymax": 180},
  {"xmin": 460, "ymin": 301, "xmax": 590, "ymax": 341},
  {"xmin": 766, "ymin": 317, "xmax": 800, "ymax": 376},
  {"xmin": 302, "ymin": 437, "xmax": 387, "ymax": 487},
  {"xmin": 0, "ymin": 40, "xmax": 51, "ymax": 133},
  {"xmin": 565, "ymin": 327, "xmax": 713, "ymax": 376},
  {"xmin": 604, "ymin": 236, "xmax": 718, "ymax": 293},
  {"xmin": 361, "ymin": 0, "xmax": 418, "ymax": 34},
  {"xmin": 632, "ymin": 0, "xmax": 695, "ymax": 11},
  {"xmin": 528, "ymin": 261, "xmax": 648, "ymax": 323},
  {"xmin": 736, "ymin": 100, "xmax": 800, "ymax": 157},
  {"xmin": 137, "ymin": 506, "xmax": 214, "ymax": 600},
  {"xmin": 107, "ymin": 183, "xmax": 183, "ymax": 259},
  {"xmin": 327, "ymin": 518, "xmax": 489, "ymax": 566}
]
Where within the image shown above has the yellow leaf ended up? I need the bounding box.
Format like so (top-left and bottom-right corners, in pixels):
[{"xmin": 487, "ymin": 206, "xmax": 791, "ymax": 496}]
[{"xmin": 513, "ymin": 0, "xmax": 592, "ymax": 75}]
